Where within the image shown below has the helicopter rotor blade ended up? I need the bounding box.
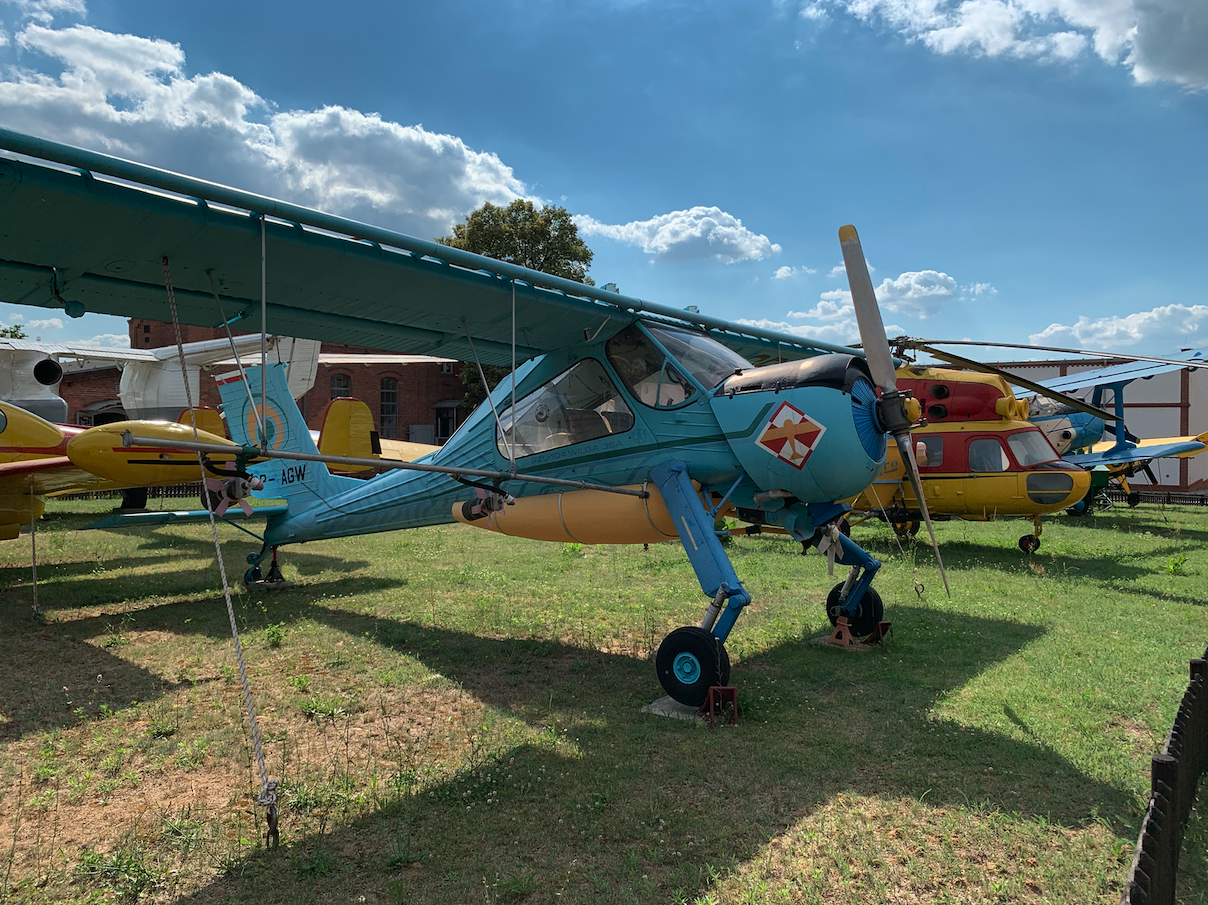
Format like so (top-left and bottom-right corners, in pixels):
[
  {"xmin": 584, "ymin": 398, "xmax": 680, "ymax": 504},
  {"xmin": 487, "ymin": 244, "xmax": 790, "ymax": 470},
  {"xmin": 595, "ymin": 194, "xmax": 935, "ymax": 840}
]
[
  {"xmin": 915, "ymin": 343, "xmax": 1119, "ymax": 422},
  {"xmin": 840, "ymin": 225, "xmax": 950, "ymax": 597},
  {"xmin": 913, "ymin": 339, "xmax": 1205, "ymax": 370}
]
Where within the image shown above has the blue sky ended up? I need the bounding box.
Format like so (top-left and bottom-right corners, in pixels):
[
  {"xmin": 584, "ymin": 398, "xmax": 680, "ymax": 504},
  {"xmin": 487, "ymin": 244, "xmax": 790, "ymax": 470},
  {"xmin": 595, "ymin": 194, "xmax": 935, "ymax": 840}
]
[{"xmin": 0, "ymin": 0, "xmax": 1205, "ymax": 357}]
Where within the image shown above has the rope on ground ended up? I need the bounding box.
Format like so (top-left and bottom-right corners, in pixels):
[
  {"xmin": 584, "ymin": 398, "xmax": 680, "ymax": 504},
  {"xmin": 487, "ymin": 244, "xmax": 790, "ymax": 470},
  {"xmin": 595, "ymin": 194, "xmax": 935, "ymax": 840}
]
[{"xmin": 162, "ymin": 256, "xmax": 279, "ymax": 848}]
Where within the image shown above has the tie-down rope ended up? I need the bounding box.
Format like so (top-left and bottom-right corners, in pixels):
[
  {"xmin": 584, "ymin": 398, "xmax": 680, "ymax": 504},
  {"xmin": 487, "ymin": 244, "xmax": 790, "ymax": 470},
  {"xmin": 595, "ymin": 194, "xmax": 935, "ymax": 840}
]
[{"xmin": 161, "ymin": 256, "xmax": 279, "ymax": 847}]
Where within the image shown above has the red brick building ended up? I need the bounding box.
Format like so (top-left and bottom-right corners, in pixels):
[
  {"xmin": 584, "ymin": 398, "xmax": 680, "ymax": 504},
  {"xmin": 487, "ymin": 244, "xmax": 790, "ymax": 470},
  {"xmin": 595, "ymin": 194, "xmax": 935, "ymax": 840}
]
[{"xmin": 58, "ymin": 319, "xmax": 468, "ymax": 443}]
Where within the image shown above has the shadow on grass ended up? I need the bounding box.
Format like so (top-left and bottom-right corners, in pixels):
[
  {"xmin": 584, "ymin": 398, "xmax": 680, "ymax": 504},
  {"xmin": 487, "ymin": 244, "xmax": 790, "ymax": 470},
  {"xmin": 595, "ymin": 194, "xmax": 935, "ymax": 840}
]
[{"xmin": 167, "ymin": 601, "xmax": 1139, "ymax": 904}]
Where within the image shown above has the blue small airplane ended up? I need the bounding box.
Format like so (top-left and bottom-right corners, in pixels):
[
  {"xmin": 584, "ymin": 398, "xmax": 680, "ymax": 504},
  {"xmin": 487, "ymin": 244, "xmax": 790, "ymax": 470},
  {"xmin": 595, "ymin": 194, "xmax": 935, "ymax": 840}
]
[{"xmin": 0, "ymin": 127, "xmax": 944, "ymax": 706}]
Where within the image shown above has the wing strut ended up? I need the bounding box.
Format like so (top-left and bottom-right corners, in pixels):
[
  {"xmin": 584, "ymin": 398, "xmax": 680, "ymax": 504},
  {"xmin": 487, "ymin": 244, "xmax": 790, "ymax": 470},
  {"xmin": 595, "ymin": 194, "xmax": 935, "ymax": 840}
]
[
  {"xmin": 206, "ymin": 272, "xmax": 265, "ymax": 441},
  {"xmin": 162, "ymin": 255, "xmax": 280, "ymax": 849},
  {"xmin": 464, "ymin": 320, "xmax": 516, "ymax": 470}
]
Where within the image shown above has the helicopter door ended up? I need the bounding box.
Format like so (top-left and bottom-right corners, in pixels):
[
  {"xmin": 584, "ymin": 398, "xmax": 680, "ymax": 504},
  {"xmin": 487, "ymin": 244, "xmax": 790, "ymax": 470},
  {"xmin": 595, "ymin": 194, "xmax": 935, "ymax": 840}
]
[
  {"xmin": 904, "ymin": 434, "xmax": 968, "ymax": 514},
  {"xmin": 965, "ymin": 436, "xmax": 1023, "ymax": 518}
]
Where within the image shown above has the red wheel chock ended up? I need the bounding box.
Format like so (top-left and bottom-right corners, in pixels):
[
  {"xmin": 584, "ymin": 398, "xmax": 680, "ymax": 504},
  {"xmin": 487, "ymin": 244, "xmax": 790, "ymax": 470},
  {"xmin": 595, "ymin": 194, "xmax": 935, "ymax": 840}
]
[
  {"xmin": 698, "ymin": 685, "xmax": 738, "ymax": 725},
  {"xmin": 863, "ymin": 620, "xmax": 893, "ymax": 646}
]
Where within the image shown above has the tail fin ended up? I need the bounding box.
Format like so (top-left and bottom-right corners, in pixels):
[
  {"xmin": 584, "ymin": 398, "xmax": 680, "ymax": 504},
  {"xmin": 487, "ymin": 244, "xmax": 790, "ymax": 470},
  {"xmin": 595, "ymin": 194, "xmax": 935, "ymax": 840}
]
[{"xmin": 215, "ymin": 364, "xmax": 358, "ymax": 506}]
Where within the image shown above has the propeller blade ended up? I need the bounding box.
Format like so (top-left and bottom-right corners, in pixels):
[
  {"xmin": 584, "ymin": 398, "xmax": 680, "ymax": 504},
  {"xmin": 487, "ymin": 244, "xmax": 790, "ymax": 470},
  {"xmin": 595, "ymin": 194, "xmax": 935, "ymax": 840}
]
[
  {"xmin": 840, "ymin": 225, "xmax": 949, "ymax": 596},
  {"xmin": 238, "ymin": 498, "xmax": 254, "ymax": 517},
  {"xmin": 897, "ymin": 434, "xmax": 951, "ymax": 597},
  {"xmin": 205, "ymin": 476, "xmax": 226, "ymax": 492},
  {"xmin": 913, "ymin": 339, "xmax": 1206, "ymax": 370},
  {"xmin": 916, "ymin": 344, "xmax": 1118, "ymax": 422},
  {"xmin": 840, "ymin": 225, "xmax": 898, "ymax": 393},
  {"xmin": 214, "ymin": 498, "xmax": 230, "ymax": 518}
]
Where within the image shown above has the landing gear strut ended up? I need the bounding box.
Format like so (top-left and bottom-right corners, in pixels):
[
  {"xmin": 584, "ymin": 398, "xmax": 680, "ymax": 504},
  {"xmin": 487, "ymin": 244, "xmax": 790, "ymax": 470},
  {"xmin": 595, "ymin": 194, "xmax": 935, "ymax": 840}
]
[
  {"xmin": 1018, "ymin": 515, "xmax": 1043, "ymax": 554},
  {"xmin": 245, "ymin": 545, "xmax": 287, "ymax": 585}
]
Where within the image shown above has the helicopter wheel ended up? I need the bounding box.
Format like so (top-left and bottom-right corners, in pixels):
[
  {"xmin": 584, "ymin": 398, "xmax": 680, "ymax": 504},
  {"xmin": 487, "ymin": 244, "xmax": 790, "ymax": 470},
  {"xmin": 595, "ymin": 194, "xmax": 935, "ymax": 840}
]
[
  {"xmin": 892, "ymin": 520, "xmax": 920, "ymax": 539},
  {"xmin": 655, "ymin": 627, "xmax": 730, "ymax": 707},
  {"xmin": 825, "ymin": 584, "xmax": 884, "ymax": 638},
  {"xmin": 1018, "ymin": 535, "xmax": 1041, "ymax": 554}
]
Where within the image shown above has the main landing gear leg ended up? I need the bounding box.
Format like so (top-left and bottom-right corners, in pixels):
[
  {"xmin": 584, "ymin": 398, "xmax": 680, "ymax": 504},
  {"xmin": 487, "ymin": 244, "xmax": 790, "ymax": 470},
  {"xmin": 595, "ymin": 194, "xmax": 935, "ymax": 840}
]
[{"xmin": 650, "ymin": 461, "xmax": 750, "ymax": 707}]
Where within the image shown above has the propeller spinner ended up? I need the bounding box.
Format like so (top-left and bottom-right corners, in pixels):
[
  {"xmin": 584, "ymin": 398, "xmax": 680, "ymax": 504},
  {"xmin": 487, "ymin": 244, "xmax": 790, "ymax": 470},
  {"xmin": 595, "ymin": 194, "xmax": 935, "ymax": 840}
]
[{"xmin": 840, "ymin": 225, "xmax": 951, "ymax": 596}]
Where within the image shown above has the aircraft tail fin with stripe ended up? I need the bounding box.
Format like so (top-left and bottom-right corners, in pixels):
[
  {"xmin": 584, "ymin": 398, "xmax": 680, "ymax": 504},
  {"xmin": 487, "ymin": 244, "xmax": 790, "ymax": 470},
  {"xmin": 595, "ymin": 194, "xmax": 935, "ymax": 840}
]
[{"xmin": 215, "ymin": 363, "xmax": 359, "ymax": 506}]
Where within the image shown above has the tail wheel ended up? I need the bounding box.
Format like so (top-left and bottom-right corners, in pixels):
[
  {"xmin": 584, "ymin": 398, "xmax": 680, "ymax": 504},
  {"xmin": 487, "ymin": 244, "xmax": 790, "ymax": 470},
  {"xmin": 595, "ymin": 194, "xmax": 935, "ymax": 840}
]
[
  {"xmin": 892, "ymin": 520, "xmax": 920, "ymax": 538},
  {"xmin": 656, "ymin": 627, "xmax": 730, "ymax": 706},
  {"xmin": 825, "ymin": 584, "xmax": 884, "ymax": 638},
  {"xmin": 1018, "ymin": 535, "xmax": 1040, "ymax": 554}
]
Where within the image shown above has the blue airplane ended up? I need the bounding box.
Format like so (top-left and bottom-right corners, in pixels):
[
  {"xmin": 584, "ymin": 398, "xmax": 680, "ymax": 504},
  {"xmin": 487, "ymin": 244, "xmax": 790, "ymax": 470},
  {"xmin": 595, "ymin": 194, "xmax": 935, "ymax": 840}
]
[{"xmin": 0, "ymin": 128, "xmax": 941, "ymax": 705}]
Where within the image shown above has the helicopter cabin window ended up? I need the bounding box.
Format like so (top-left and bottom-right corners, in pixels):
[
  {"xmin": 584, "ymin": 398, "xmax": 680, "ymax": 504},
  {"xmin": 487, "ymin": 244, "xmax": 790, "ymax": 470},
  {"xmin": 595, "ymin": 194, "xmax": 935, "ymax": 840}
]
[
  {"xmin": 606, "ymin": 325, "xmax": 697, "ymax": 408},
  {"xmin": 915, "ymin": 436, "xmax": 944, "ymax": 468},
  {"xmin": 968, "ymin": 437, "xmax": 1010, "ymax": 472},
  {"xmin": 496, "ymin": 359, "xmax": 634, "ymax": 458},
  {"xmin": 1006, "ymin": 429, "xmax": 1059, "ymax": 467}
]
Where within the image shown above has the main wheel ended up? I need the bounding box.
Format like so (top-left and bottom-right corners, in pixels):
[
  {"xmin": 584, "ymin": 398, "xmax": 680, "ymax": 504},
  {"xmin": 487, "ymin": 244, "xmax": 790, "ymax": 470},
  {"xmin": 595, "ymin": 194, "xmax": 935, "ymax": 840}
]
[
  {"xmin": 1018, "ymin": 534, "xmax": 1040, "ymax": 553},
  {"xmin": 656, "ymin": 627, "xmax": 730, "ymax": 706},
  {"xmin": 825, "ymin": 584, "xmax": 884, "ymax": 638},
  {"xmin": 892, "ymin": 520, "xmax": 920, "ymax": 538},
  {"xmin": 118, "ymin": 487, "xmax": 148, "ymax": 510}
]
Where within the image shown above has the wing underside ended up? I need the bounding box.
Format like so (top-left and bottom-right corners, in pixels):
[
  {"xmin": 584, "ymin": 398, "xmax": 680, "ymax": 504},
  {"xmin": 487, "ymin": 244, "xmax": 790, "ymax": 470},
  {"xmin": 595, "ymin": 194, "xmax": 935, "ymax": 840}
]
[{"xmin": 0, "ymin": 130, "xmax": 849, "ymax": 368}]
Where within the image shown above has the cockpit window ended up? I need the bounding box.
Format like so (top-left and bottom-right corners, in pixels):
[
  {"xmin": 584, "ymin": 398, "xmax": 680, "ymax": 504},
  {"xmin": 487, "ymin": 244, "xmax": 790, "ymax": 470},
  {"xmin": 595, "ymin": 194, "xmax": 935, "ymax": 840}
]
[
  {"xmin": 1007, "ymin": 429, "xmax": 1059, "ymax": 467},
  {"xmin": 497, "ymin": 359, "xmax": 633, "ymax": 458},
  {"xmin": 606, "ymin": 324, "xmax": 696, "ymax": 408},
  {"xmin": 643, "ymin": 324, "xmax": 752, "ymax": 391}
]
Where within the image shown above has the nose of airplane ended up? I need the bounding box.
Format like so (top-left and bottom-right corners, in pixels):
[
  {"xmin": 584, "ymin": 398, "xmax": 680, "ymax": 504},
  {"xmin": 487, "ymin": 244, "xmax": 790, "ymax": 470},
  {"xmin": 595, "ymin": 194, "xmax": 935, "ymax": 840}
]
[{"xmin": 709, "ymin": 354, "xmax": 886, "ymax": 503}]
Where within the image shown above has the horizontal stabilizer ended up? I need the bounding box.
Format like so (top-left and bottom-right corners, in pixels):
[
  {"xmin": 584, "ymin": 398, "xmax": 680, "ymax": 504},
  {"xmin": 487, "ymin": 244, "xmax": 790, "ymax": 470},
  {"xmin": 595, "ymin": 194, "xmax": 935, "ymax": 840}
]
[{"xmin": 84, "ymin": 505, "xmax": 288, "ymax": 530}]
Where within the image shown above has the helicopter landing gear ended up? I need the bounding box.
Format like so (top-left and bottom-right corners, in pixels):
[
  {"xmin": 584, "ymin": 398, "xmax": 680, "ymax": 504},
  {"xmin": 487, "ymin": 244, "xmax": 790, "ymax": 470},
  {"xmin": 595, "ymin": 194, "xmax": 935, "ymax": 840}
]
[
  {"xmin": 826, "ymin": 583, "xmax": 884, "ymax": 637},
  {"xmin": 892, "ymin": 520, "xmax": 921, "ymax": 539},
  {"xmin": 1018, "ymin": 515, "xmax": 1043, "ymax": 554},
  {"xmin": 655, "ymin": 627, "xmax": 730, "ymax": 707}
]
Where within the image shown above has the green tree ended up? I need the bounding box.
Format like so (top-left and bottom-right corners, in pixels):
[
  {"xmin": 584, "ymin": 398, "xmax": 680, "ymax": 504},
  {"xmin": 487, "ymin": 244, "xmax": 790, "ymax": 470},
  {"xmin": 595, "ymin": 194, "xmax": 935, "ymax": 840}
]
[
  {"xmin": 438, "ymin": 199, "xmax": 594, "ymax": 284},
  {"xmin": 0, "ymin": 322, "xmax": 26, "ymax": 338},
  {"xmin": 438, "ymin": 200, "xmax": 596, "ymax": 408}
]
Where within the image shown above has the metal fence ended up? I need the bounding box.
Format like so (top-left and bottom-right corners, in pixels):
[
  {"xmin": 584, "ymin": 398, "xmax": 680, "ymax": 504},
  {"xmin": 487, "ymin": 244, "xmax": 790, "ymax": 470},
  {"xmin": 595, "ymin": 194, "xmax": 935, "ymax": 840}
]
[
  {"xmin": 1105, "ymin": 489, "xmax": 1208, "ymax": 508},
  {"xmin": 61, "ymin": 483, "xmax": 204, "ymax": 502},
  {"xmin": 1122, "ymin": 651, "xmax": 1208, "ymax": 903}
]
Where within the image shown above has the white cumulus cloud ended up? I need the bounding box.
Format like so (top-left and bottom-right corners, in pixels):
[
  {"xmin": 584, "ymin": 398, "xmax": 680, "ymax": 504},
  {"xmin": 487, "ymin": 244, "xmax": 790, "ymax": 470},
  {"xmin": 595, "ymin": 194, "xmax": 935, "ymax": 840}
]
[
  {"xmin": 26, "ymin": 317, "xmax": 62, "ymax": 329},
  {"xmin": 576, "ymin": 207, "xmax": 782, "ymax": 264},
  {"xmin": 0, "ymin": 18, "xmax": 527, "ymax": 239},
  {"xmin": 810, "ymin": 0, "xmax": 1208, "ymax": 90},
  {"xmin": 1029, "ymin": 304, "xmax": 1208, "ymax": 353},
  {"xmin": 772, "ymin": 264, "xmax": 817, "ymax": 279},
  {"xmin": 738, "ymin": 315, "xmax": 906, "ymax": 345},
  {"xmin": 73, "ymin": 332, "xmax": 130, "ymax": 349}
]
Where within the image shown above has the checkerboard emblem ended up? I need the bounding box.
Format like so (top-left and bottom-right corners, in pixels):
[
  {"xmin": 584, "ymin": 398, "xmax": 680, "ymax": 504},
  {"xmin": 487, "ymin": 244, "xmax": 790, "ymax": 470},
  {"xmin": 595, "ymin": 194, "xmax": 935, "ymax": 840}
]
[{"xmin": 756, "ymin": 401, "xmax": 826, "ymax": 470}]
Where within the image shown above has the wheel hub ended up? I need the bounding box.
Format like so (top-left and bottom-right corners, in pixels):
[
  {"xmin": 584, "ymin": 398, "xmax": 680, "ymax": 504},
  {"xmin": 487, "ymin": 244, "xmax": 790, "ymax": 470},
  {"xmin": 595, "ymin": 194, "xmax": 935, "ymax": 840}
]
[{"xmin": 672, "ymin": 651, "xmax": 701, "ymax": 684}]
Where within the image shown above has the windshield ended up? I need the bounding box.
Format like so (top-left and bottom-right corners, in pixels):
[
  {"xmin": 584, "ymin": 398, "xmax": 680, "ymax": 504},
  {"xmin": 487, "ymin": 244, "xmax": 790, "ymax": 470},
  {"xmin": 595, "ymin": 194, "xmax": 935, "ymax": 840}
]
[
  {"xmin": 1007, "ymin": 429, "xmax": 1060, "ymax": 467},
  {"xmin": 645, "ymin": 324, "xmax": 752, "ymax": 391}
]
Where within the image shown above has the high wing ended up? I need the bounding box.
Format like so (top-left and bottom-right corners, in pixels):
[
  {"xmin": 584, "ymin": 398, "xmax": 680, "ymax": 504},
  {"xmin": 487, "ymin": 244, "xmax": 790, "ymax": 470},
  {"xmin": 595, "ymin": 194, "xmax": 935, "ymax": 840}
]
[
  {"xmin": 1064, "ymin": 434, "xmax": 1208, "ymax": 469},
  {"xmin": 0, "ymin": 128, "xmax": 851, "ymax": 368},
  {"xmin": 0, "ymin": 338, "xmax": 159, "ymax": 362},
  {"xmin": 1034, "ymin": 349, "xmax": 1207, "ymax": 395}
]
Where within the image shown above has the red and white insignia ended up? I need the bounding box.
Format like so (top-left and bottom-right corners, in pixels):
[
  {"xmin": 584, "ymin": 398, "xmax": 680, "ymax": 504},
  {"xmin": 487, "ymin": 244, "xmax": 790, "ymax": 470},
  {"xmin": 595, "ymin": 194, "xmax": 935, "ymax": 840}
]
[{"xmin": 756, "ymin": 402, "xmax": 826, "ymax": 470}]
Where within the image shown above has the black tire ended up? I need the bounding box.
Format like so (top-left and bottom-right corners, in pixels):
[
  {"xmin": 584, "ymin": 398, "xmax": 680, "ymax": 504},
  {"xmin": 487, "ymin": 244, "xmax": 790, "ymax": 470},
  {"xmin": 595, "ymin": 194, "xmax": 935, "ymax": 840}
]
[
  {"xmin": 1018, "ymin": 535, "xmax": 1040, "ymax": 554},
  {"xmin": 825, "ymin": 583, "xmax": 884, "ymax": 638},
  {"xmin": 118, "ymin": 487, "xmax": 148, "ymax": 510},
  {"xmin": 892, "ymin": 520, "xmax": 921, "ymax": 538},
  {"xmin": 656, "ymin": 626, "xmax": 729, "ymax": 706},
  {"xmin": 244, "ymin": 566, "xmax": 262, "ymax": 583}
]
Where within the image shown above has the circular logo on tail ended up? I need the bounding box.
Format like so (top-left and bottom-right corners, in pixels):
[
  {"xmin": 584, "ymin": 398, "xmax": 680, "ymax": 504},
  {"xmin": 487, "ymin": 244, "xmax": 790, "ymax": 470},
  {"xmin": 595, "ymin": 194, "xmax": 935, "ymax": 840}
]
[{"xmin": 245, "ymin": 398, "xmax": 287, "ymax": 450}]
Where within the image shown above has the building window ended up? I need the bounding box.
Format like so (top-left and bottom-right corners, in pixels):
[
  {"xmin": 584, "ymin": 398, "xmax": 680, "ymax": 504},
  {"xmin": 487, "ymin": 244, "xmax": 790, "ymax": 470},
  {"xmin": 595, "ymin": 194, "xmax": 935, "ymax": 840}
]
[
  {"xmin": 142, "ymin": 324, "xmax": 150, "ymax": 334},
  {"xmin": 380, "ymin": 377, "xmax": 398, "ymax": 439},
  {"xmin": 436, "ymin": 408, "xmax": 456, "ymax": 444},
  {"xmin": 330, "ymin": 373, "xmax": 351, "ymax": 399},
  {"xmin": 440, "ymin": 362, "xmax": 455, "ymax": 375}
]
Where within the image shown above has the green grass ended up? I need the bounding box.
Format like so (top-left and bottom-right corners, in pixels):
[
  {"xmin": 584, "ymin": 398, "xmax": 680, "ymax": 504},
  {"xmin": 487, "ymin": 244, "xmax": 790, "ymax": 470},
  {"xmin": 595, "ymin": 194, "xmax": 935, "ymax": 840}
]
[{"xmin": 0, "ymin": 498, "xmax": 1205, "ymax": 903}]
